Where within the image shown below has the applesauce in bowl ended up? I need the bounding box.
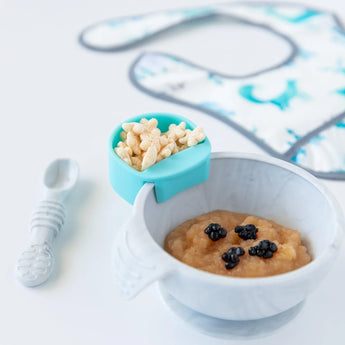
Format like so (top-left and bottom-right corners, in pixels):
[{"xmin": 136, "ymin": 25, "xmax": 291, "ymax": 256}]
[{"xmin": 165, "ymin": 210, "xmax": 311, "ymax": 278}]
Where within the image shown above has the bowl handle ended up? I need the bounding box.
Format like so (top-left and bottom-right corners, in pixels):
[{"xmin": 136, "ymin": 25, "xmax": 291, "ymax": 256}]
[{"xmin": 113, "ymin": 215, "xmax": 174, "ymax": 299}]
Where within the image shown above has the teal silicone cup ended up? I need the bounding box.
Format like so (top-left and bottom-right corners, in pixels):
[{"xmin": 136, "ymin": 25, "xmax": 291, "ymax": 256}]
[{"xmin": 109, "ymin": 113, "xmax": 211, "ymax": 204}]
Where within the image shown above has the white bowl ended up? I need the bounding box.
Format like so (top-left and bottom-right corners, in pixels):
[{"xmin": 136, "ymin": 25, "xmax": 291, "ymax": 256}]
[{"xmin": 113, "ymin": 152, "xmax": 344, "ymax": 320}]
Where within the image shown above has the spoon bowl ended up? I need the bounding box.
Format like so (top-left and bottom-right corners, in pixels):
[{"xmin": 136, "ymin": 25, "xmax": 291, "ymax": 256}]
[{"xmin": 43, "ymin": 159, "xmax": 79, "ymax": 200}]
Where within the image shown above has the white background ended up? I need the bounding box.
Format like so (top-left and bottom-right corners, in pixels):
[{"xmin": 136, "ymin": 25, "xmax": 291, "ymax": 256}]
[{"xmin": 1, "ymin": 0, "xmax": 345, "ymax": 344}]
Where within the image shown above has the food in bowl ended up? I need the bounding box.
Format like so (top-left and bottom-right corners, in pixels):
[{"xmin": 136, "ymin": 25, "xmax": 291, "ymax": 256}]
[
  {"xmin": 164, "ymin": 210, "xmax": 311, "ymax": 278},
  {"xmin": 114, "ymin": 117, "xmax": 205, "ymax": 171}
]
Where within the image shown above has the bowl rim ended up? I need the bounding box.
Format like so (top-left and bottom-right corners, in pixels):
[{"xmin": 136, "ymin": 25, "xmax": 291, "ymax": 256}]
[{"xmin": 133, "ymin": 152, "xmax": 345, "ymax": 287}]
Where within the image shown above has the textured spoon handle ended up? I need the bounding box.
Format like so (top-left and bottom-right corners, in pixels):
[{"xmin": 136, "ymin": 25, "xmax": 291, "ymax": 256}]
[{"xmin": 16, "ymin": 201, "xmax": 65, "ymax": 287}]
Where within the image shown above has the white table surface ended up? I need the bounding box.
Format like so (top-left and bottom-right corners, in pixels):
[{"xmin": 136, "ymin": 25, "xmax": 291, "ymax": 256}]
[{"xmin": 1, "ymin": 0, "xmax": 345, "ymax": 344}]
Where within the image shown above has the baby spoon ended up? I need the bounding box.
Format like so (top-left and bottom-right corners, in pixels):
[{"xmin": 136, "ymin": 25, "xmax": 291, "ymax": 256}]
[{"xmin": 16, "ymin": 158, "xmax": 79, "ymax": 287}]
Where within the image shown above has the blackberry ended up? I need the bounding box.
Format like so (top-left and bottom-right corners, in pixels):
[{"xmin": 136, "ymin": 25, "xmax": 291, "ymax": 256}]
[
  {"xmin": 223, "ymin": 254, "xmax": 240, "ymax": 269},
  {"xmin": 249, "ymin": 240, "xmax": 278, "ymax": 259},
  {"xmin": 222, "ymin": 247, "xmax": 245, "ymax": 261},
  {"xmin": 235, "ymin": 224, "xmax": 258, "ymax": 240},
  {"xmin": 204, "ymin": 223, "xmax": 227, "ymax": 241},
  {"xmin": 221, "ymin": 247, "xmax": 245, "ymax": 270}
]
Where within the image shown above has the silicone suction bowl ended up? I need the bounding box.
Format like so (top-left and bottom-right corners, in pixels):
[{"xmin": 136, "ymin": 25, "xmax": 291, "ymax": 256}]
[{"xmin": 109, "ymin": 113, "xmax": 211, "ymax": 204}]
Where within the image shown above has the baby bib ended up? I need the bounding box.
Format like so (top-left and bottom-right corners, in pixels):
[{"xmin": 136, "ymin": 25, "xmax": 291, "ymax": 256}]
[{"xmin": 80, "ymin": 2, "xmax": 345, "ymax": 178}]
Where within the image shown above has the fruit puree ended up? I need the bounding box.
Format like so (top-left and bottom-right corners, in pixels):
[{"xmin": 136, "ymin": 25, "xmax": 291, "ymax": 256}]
[{"xmin": 164, "ymin": 210, "xmax": 312, "ymax": 278}]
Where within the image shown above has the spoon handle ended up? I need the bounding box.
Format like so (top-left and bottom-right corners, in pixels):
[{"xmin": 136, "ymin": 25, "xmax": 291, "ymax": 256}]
[{"xmin": 16, "ymin": 200, "xmax": 65, "ymax": 287}]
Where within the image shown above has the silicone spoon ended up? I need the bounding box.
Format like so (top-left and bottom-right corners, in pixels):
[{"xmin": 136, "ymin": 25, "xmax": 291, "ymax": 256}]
[{"xmin": 16, "ymin": 158, "xmax": 79, "ymax": 287}]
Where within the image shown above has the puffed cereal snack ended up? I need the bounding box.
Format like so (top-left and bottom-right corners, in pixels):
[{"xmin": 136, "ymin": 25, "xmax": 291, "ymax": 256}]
[{"xmin": 114, "ymin": 118, "xmax": 206, "ymax": 171}]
